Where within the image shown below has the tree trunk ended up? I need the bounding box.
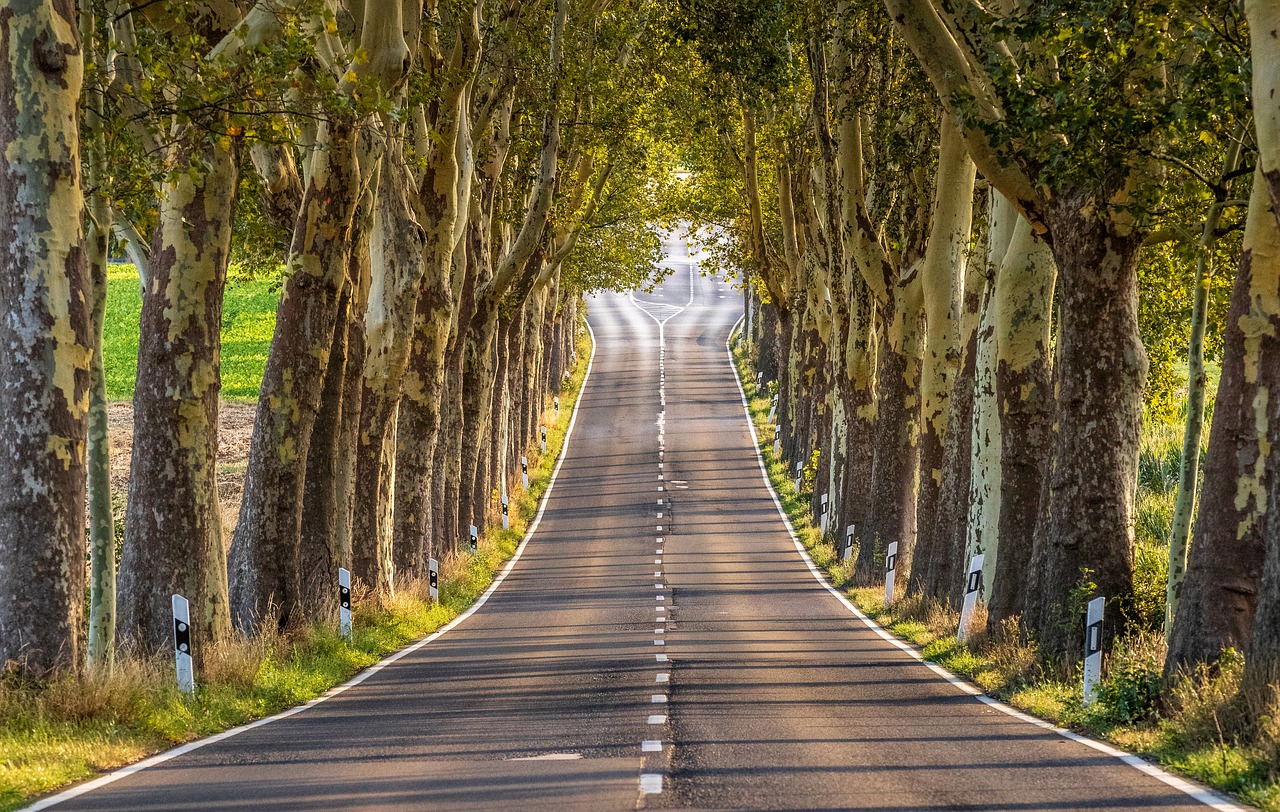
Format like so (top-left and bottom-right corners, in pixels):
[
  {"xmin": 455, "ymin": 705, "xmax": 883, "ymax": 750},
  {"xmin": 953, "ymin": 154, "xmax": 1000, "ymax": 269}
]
[
  {"xmin": 85, "ymin": 197, "xmax": 116, "ymax": 669},
  {"xmin": 351, "ymin": 156, "xmax": 427, "ymax": 593},
  {"xmin": 229, "ymin": 121, "xmax": 363, "ymax": 632},
  {"xmin": 1167, "ymin": 170, "xmax": 1278, "ymax": 675},
  {"xmin": 857, "ymin": 288, "xmax": 922, "ymax": 581},
  {"xmin": 930, "ymin": 255, "xmax": 983, "ymax": 607},
  {"xmin": 909, "ymin": 117, "xmax": 976, "ymax": 599},
  {"xmin": 1024, "ymin": 194, "xmax": 1146, "ymax": 658},
  {"xmin": 986, "ymin": 218, "xmax": 1056, "ymax": 631},
  {"xmin": 0, "ymin": 0, "xmax": 91, "ymax": 676},
  {"xmin": 118, "ymin": 134, "xmax": 239, "ymax": 658},
  {"xmin": 1166, "ymin": 134, "xmax": 1246, "ymax": 637}
]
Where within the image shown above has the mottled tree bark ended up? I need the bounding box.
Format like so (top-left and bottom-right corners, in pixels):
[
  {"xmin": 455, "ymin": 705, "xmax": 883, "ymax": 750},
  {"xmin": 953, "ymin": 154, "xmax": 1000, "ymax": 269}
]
[
  {"xmin": 1024, "ymin": 194, "xmax": 1146, "ymax": 658},
  {"xmin": 351, "ymin": 155, "xmax": 427, "ymax": 592},
  {"xmin": 986, "ymin": 219, "xmax": 1056, "ymax": 631},
  {"xmin": 229, "ymin": 122, "xmax": 362, "ymax": 632},
  {"xmin": 118, "ymin": 133, "xmax": 239, "ymax": 658},
  {"xmin": 909, "ymin": 117, "xmax": 976, "ymax": 599},
  {"xmin": 857, "ymin": 287, "xmax": 922, "ymax": 582},
  {"xmin": 1168, "ymin": 171, "xmax": 1278, "ymax": 674},
  {"xmin": 0, "ymin": 0, "xmax": 91, "ymax": 676}
]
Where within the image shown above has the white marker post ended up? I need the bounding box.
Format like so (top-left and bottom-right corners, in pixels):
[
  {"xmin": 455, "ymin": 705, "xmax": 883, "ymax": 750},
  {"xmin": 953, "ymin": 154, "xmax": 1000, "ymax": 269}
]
[
  {"xmin": 338, "ymin": 567, "xmax": 352, "ymax": 640},
  {"xmin": 172, "ymin": 594, "xmax": 195, "ymax": 696},
  {"xmin": 564, "ymin": 370, "xmax": 570, "ymax": 382},
  {"xmin": 772, "ymin": 434, "xmax": 780, "ymax": 457},
  {"xmin": 884, "ymin": 542, "xmax": 898, "ymax": 607},
  {"xmin": 469, "ymin": 524, "xmax": 479, "ymax": 555},
  {"xmin": 767, "ymin": 396, "xmax": 777, "ymax": 424},
  {"xmin": 554, "ymin": 395, "xmax": 559, "ymax": 415},
  {"xmin": 957, "ymin": 553, "xmax": 986, "ymax": 642},
  {"xmin": 501, "ymin": 494, "xmax": 509, "ymax": 530},
  {"xmin": 794, "ymin": 461, "xmax": 803, "ymax": 494},
  {"xmin": 1083, "ymin": 596, "xmax": 1105, "ymax": 706},
  {"xmin": 843, "ymin": 524, "xmax": 855, "ymax": 562},
  {"xmin": 521, "ymin": 456, "xmax": 529, "ymax": 489},
  {"xmin": 428, "ymin": 557, "xmax": 439, "ymax": 602},
  {"xmin": 819, "ymin": 493, "xmax": 829, "ymax": 536},
  {"xmin": 540, "ymin": 426, "xmax": 547, "ymax": 454}
]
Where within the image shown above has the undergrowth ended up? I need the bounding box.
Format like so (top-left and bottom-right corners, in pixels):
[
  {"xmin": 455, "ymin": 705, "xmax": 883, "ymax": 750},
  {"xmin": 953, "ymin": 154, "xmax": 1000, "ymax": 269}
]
[
  {"xmin": 730, "ymin": 329, "xmax": 1279, "ymax": 811},
  {"xmin": 0, "ymin": 326, "xmax": 593, "ymax": 812}
]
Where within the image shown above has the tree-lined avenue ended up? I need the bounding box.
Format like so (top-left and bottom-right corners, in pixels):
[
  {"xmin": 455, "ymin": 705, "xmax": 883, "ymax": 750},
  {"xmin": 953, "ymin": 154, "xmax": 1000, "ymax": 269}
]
[{"xmin": 31, "ymin": 238, "xmax": 1233, "ymax": 811}]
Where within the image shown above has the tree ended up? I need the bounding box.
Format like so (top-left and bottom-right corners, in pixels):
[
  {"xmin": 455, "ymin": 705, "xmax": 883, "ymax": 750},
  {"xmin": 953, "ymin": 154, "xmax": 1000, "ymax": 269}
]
[{"xmin": 0, "ymin": 0, "xmax": 92, "ymax": 677}]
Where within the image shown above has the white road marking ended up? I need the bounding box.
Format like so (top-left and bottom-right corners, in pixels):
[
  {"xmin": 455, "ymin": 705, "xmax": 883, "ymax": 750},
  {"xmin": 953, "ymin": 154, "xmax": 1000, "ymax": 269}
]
[
  {"xmin": 655, "ymin": 571, "xmax": 663, "ymax": 577},
  {"xmin": 657, "ymin": 595, "xmax": 665, "ymax": 601},
  {"xmin": 654, "ymin": 640, "xmax": 665, "ymax": 646},
  {"xmin": 648, "ymin": 714, "xmax": 667, "ymax": 724},
  {"xmin": 656, "ymin": 673, "xmax": 669, "ymax": 683},
  {"xmin": 652, "ymin": 694, "xmax": 668, "ymax": 703},
  {"xmin": 656, "ymin": 537, "xmax": 664, "ymax": 543},
  {"xmin": 657, "ymin": 499, "xmax": 663, "ymax": 505},
  {"xmin": 509, "ymin": 753, "xmax": 583, "ymax": 761},
  {"xmin": 657, "ymin": 653, "xmax": 668, "ymax": 662},
  {"xmin": 658, "ymin": 512, "xmax": 664, "ymax": 518},
  {"xmin": 657, "ymin": 615, "xmax": 666, "ymax": 623},
  {"xmin": 642, "ymin": 741, "xmax": 663, "ymax": 752},
  {"xmin": 655, "ymin": 628, "xmax": 665, "ymax": 634},
  {"xmin": 723, "ymin": 316, "xmax": 1244, "ymax": 812},
  {"xmin": 655, "ymin": 584, "xmax": 663, "ymax": 589},
  {"xmin": 640, "ymin": 774, "xmax": 664, "ymax": 794}
]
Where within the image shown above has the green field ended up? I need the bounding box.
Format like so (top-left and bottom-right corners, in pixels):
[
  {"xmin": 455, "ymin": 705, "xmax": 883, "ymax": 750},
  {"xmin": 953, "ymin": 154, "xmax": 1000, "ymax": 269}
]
[{"xmin": 103, "ymin": 266, "xmax": 281, "ymax": 401}]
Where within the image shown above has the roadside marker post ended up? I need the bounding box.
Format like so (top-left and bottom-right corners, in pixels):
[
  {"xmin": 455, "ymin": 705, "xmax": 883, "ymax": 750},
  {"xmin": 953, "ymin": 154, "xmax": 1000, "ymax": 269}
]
[
  {"xmin": 1083, "ymin": 597, "xmax": 1105, "ymax": 706},
  {"xmin": 819, "ymin": 493, "xmax": 829, "ymax": 536},
  {"xmin": 554, "ymin": 396, "xmax": 560, "ymax": 415},
  {"xmin": 338, "ymin": 568, "xmax": 352, "ymax": 640},
  {"xmin": 843, "ymin": 524, "xmax": 855, "ymax": 562},
  {"xmin": 957, "ymin": 554, "xmax": 986, "ymax": 642},
  {"xmin": 429, "ymin": 558, "xmax": 439, "ymax": 602},
  {"xmin": 541, "ymin": 426, "xmax": 547, "ymax": 454},
  {"xmin": 172, "ymin": 594, "xmax": 195, "ymax": 696},
  {"xmin": 794, "ymin": 461, "xmax": 803, "ymax": 494},
  {"xmin": 521, "ymin": 456, "xmax": 529, "ymax": 489},
  {"xmin": 501, "ymin": 494, "xmax": 509, "ymax": 530},
  {"xmin": 767, "ymin": 396, "xmax": 777, "ymax": 424},
  {"xmin": 772, "ymin": 433, "xmax": 780, "ymax": 457},
  {"xmin": 884, "ymin": 542, "xmax": 898, "ymax": 607},
  {"xmin": 469, "ymin": 524, "xmax": 479, "ymax": 555}
]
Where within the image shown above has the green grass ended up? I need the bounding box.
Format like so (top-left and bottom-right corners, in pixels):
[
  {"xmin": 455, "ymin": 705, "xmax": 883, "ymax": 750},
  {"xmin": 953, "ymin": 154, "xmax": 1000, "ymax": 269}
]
[
  {"xmin": 729, "ymin": 328, "xmax": 1280, "ymax": 811},
  {"xmin": 0, "ymin": 323, "xmax": 593, "ymax": 812},
  {"xmin": 103, "ymin": 265, "xmax": 281, "ymax": 401}
]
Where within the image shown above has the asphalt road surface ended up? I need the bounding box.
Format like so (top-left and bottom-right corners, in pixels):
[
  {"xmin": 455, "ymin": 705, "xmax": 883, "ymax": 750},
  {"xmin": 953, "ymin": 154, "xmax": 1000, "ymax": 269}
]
[{"xmin": 34, "ymin": 236, "xmax": 1239, "ymax": 810}]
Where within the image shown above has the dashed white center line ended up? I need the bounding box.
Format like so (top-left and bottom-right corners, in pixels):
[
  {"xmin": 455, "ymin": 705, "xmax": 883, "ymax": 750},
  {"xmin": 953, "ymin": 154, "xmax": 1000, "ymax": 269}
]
[
  {"xmin": 642, "ymin": 741, "xmax": 663, "ymax": 753},
  {"xmin": 656, "ymin": 673, "xmax": 669, "ymax": 683},
  {"xmin": 640, "ymin": 774, "xmax": 663, "ymax": 794},
  {"xmin": 654, "ymin": 639, "xmax": 665, "ymax": 646},
  {"xmin": 655, "ymin": 571, "xmax": 663, "ymax": 577},
  {"xmin": 652, "ymin": 694, "xmax": 667, "ymax": 703},
  {"xmin": 657, "ymin": 653, "xmax": 668, "ymax": 661},
  {"xmin": 655, "ymin": 628, "xmax": 665, "ymax": 634},
  {"xmin": 656, "ymin": 595, "xmax": 665, "ymax": 601},
  {"xmin": 648, "ymin": 714, "xmax": 666, "ymax": 724}
]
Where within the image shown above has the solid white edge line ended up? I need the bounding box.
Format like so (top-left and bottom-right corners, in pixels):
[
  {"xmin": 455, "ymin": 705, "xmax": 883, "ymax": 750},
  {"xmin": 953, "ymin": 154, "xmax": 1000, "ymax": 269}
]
[
  {"xmin": 722, "ymin": 316, "xmax": 1245, "ymax": 812},
  {"xmin": 25, "ymin": 318, "xmax": 603, "ymax": 812}
]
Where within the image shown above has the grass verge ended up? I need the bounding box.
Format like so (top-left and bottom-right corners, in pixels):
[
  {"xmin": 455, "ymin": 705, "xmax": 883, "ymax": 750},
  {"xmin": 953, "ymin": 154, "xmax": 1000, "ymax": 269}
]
[
  {"xmin": 729, "ymin": 329, "xmax": 1279, "ymax": 812},
  {"xmin": 0, "ymin": 324, "xmax": 593, "ymax": 812}
]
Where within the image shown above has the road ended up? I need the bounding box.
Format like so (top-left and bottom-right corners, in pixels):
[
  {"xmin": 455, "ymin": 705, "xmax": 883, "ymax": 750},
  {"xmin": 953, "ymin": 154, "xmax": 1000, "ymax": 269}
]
[{"xmin": 34, "ymin": 235, "xmax": 1235, "ymax": 810}]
